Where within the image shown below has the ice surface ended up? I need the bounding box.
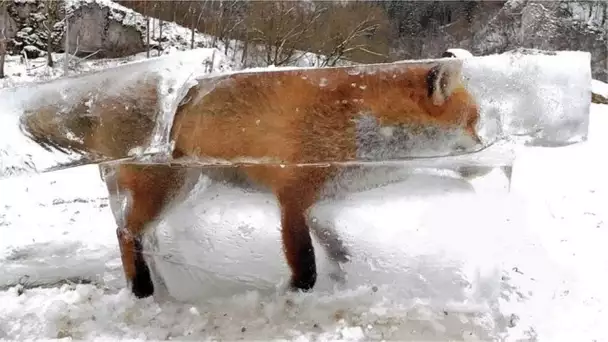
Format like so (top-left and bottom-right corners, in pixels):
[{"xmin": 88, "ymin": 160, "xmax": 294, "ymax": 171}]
[
  {"xmin": 463, "ymin": 48, "xmax": 592, "ymax": 147},
  {"xmin": 141, "ymin": 167, "xmax": 516, "ymax": 302},
  {"xmin": 0, "ymin": 48, "xmax": 230, "ymax": 178},
  {"xmin": 4, "ymin": 48, "xmax": 591, "ymax": 177}
]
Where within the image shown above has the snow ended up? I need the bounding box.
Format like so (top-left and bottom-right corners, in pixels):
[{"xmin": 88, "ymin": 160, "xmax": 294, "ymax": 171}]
[
  {"xmin": 63, "ymin": 0, "xmax": 238, "ymax": 61},
  {"xmin": 0, "ymin": 4, "xmax": 605, "ymax": 339},
  {"xmin": 443, "ymin": 48, "xmax": 474, "ymax": 58}
]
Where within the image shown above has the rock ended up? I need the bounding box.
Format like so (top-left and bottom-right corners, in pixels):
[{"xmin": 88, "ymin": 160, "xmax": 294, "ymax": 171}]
[
  {"xmin": 62, "ymin": 3, "xmax": 145, "ymax": 59},
  {"xmin": 1, "ymin": 0, "xmax": 146, "ymax": 60}
]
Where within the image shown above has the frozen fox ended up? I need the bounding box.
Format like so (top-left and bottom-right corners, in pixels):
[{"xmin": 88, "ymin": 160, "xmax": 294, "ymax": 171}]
[{"xmin": 21, "ymin": 59, "xmax": 482, "ymax": 298}]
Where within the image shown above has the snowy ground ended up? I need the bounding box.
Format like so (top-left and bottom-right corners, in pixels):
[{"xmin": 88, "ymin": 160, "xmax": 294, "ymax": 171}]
[{"xmin": 0, "ymin": 89, "xmax": 606, "ymax": 340}]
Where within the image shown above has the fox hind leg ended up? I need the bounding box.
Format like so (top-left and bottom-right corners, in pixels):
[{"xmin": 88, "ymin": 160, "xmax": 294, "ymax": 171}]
[
  {"xmin": 277, "ymin": 168, "xmax": 336, "ymax": 292},
  {"xmin": 203, "ymin": 165, "xmax": 351, "ymax": 288}
]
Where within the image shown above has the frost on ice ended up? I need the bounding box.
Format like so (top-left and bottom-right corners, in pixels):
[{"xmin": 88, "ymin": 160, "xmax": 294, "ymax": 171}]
[
  {"xmin": 462, "ymin": 48, "xmax": 592, "ymax": 147},
  {"xmin": 0, "ymin": 48, "xmax": 229, "ymax": 178},
  {"xmin": 0, "ymin": 48, "xmax": 592, "ymax": 178}
]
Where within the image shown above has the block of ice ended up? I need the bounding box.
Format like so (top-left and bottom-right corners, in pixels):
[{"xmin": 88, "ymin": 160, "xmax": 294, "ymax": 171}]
[
  {"xmin": 0, "ymin": 48, "xmax": 591, "ymax": 178},
  {"xmin": 0, "ymin": 48, "xmax": 229, "ymax": 177},
  {"xmin": 462, "ymin": 48, "xmax": 591, "ymax": 147}
]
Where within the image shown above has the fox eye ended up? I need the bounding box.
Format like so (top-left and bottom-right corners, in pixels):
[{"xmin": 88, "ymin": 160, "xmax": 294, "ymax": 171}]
[{"xmin": 426, "ymin": 63, "xmax": 460, "ymax": 106}]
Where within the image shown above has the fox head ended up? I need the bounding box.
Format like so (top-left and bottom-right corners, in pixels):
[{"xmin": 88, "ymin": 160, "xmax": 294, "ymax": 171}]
[
  {"xmin": 425, "ymin": 61, "xmax": 481, "ymax": 144},
  {"xmin": 353, "ymin": 60, "xmax": 482, "ymax": 160}
]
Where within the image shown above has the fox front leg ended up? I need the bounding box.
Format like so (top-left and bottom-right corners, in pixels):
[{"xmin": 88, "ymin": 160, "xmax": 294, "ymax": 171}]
[{"xmin": 110, "ymin": 164, "xmax": 189, "ymax": 298}]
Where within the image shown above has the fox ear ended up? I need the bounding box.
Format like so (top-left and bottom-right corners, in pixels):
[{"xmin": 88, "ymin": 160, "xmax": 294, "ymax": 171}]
[
  {"xmin": 441, "ymin": 50, "xmax": 456, "ymax": 58},
  {"xmin": 426, "ymin": 61, "xmax": 463, "ymax": 106}
]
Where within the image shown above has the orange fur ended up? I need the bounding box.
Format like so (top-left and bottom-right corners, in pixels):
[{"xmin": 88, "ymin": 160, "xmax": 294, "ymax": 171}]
[
  {"xmin": 171, "ymin": 65, "xmax": 480, "ymax": 165},
  {"xmin": 21, "ymin": 60, "xmax": 481, "ymax": 297}
]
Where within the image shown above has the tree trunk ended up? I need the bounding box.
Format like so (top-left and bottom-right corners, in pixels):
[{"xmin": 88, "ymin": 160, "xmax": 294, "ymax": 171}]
[
  {"xmin": 144, "ymin": 0, "xmax": 149, "ymax": 58},
  {"xmin": 241, "ymin": 31, "xmax": 248, "ymax": 67},
  {"xmin": 171, "ymin": 1, "xmax": 176, "ymax": 23},
  {"xmin": 47, "ymin": 33, "xmax": 53, "ymax": 67},
  {"xmin": 63, "ymin": 18, "xmax": 69, "ymax": 75},
  {"xmin": 146, "ymin": 16, "xmax": 150, "ymax": 58},
  {"xmin": 158, "ymin": 19, "xmax": 163, "ymax": 56},
  {"xmin": 0, "ymin": 39, "xmax": 6, "ymax": 79},
  {"xmin": 190, "ymin": 9, "xmax": 195, "ymax": 49},
  {"xmin": 0, "ymin": 2, "xmax": 7, "ymax": 79}
]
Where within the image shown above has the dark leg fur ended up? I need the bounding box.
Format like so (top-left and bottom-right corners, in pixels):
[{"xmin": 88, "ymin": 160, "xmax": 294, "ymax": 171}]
[
  {"xmin": 111, "ymin": 164, "xmax": 189, "ymax": 299},
  {"xmin": 131, "ymin": 238, "xmax": 155, "ymax": 298},
  {"xmin": 273, "ymin": 168, "xmax": 333, "ymax": 292},
  {"xmin": 109, "ymin": 163, "xmax": 349, "ymax": 296},
  {"xmin": 280, "ymin": 205, "xmax": 317, "ymax": 291}
]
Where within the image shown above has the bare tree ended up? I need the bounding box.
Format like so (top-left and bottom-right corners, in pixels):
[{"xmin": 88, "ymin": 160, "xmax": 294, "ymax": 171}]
[
  {"xmin": 63, "ymin": 12, "xmax": 70, "ymax": 75},
  {"xmin": 317, "ymin": 11, "xmax": 383, "ymax": 67},
  {"xmin": 0, "ymin": 0, "xmax": 7, "ymax": 78},
  {"xmin": 43, "ymin": 0, "xmax": 61, "ymax": 68},
  {"xmin": 189, "ymin": 2, "xmax": 195, "ymax": 49},
  {"xmin": 241, "ymin": 26, "xmax": 249, "ymax": 67},
  {"xmin": 171, "ymin": 1, "xmax": 176, "ymax": 23},
  {"xmin": 246, "ymin": 2, "xmax": 326, "ymax": 66},
  {"xmin": 212, "ymin": 0, "xmax": 244, "ymax": 55},
  {"xmin": 144, "ymin": 0, "xmax": 150, "ymax": 58},
  {"xmin": 113, "ymin": 0, "xmax": 390, "ymax": 67},
  {"xmin": 190, "ymin": 1, "xmax": 208, "ymax": 50},
  {"xmin": 158, "ymin": 17, "xmax": 163, "ymax": 56},
  {"xmin": 151, "ymin": 2, "xmax": 157, "ymax": 40}
]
